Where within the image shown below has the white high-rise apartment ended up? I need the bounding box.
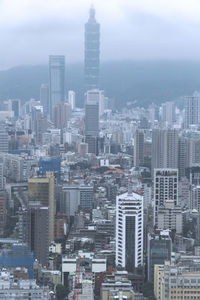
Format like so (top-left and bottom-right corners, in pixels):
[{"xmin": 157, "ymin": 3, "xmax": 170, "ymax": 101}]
[
  {"xmin": 116, "ymin": 191, "xmax": 143, "ymax": 272},
  {"xmin": 154, "ymin": 168, "xmax": 178, "ymax": 226},
  {"xmin": 184, "ymin": 96, "xmax": 200, "ymax": 128},
  {"xmin": 151, "ymin": 129, "xmax": 178, "ymax": 175},
  {"xmin": 161, "ymin": 101, "xmax": 175, "ymax": 125},
  {"xmin": 68, "ymin": 90, "xmax": 76, "ymax": 111}
]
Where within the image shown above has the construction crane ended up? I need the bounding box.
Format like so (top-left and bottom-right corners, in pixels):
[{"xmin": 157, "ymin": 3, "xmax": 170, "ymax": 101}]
[{"xmin": 73, "ymin": 255, "xmax": 81, "ymax": 300}]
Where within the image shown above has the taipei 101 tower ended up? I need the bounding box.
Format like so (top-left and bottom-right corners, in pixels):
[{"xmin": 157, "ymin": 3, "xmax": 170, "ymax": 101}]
[{"xmin": 84, "ymin": 5, "xmax": 100, "ymax": 91}]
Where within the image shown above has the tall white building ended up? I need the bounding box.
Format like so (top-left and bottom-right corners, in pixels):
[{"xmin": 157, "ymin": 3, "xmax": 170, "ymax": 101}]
[
  {"xmin": 68, "ymin": 90, "xmax": 76, "ymax": 111},
  {"xmin": 154, "ymin": 168, "xmax": 178, "ymax": 226},
  {"xmin": 151, "ymin": 129, "xmax": 178, "ymax": 175},
  {"xmin": 161, "ymin": 101, "xmax": 175, "ymax": 125},
  {"xmin": 116, "ymin": 191, "xmax": 143, "ymax": 272},
  {"xmin": 184, "ymin": 96, "xmax": 200, "ymax": 128}
]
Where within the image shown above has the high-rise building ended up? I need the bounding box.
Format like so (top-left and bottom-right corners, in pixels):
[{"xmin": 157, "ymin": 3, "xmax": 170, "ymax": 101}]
[
  {"xmin": 40, "ymin": 84, "xmax": 49, "ymax": 116},
  {"xmin": 49, "ymin": 55, "xmax": 65, "ymax": 119},
  {"xmin": 53, "ymin": 101, "xmax": 71, "ymax": 129},
  {"xmin": 147, "ymin": 230, "xmax": 172, "ymax": 282},
  {"xmin": 0, "ymin": 128, "xmax": 8, "ymax": 153},
  {"xmin": 184, "ymin": 96, "xmax": 200, "ymax": 128},
  {"xmin": 161, "ymin": 101, "xmax": 175, "ymax": 125},
  {"xmin": 85, "ymin": 89, "xmax": 100, "ymax": 137},
  {"xmin": 178, "ymin": 136, "xmax": 189, "ymax": 179},
  {"xmin": 85, "ymin": 90, "xmax": 100, "ymax": 154},
  {"xmin": 28, "ymin": 172, "xmax": 55, "ymax": 242},
  {"xmin": 68, "ymin": 90, "xmax": 76, "ymax": 111},
  {"xmin": 116, "ymin": 191, "xmax": 143, "ymax": 272},
  {"xmin": 8, "ymin": 99, "xmax": 21, "ymax": 118},
  {"xmin": 151, "ymin": 129, "xmax": 178, "ymax": 175},
  {"xmin": 29, "ymin": 204, "xmax": 49, "ymax": 267},
  {"xmin": 84, "ymin": 5, "xmax": 100, "ymax": 91},
  {"xmin": 154, "ymin": 168, "xmax": 178, "ymax": 226},
  {"xmin": 134, "ymin": 129, "xmax": 144, "ymax": 167}
]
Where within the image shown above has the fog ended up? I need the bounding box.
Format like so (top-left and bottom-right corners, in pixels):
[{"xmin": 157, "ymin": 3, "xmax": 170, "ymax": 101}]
[{"xmin": 0, "ymin": 0, "xmax": 200, "ymax": 68}]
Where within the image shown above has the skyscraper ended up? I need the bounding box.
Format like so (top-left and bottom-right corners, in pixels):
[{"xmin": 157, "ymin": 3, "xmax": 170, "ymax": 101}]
[
  {"xmin": 116, "ymin": 191, "xmax": 143, "ymax": 272},
  {"xmin": 28, "ymin": 172, "xmax": 55, "ymax": 242},
  {"xmin": 85, "ymin": 90, "xmax": 100, "ymax": 154},
  {"xmin": 134, "ymin": 129, "xmax": 144, "ymax": 167},
  {"xmin": 151, "ymin": 129, "xmax": 179, "ymax": 175},
  {"xmin": 40, "ymin": 84, "xmax": 49, "ymax": 117},
  {"xmin": 85, "ymin": 5, "xmax": 100, "ymax": 91},
  {"xmin": 154, "ymin": 168, "xmax": 178, "ymax": 226},
  {"xmin": 184, "ymin": 96, "xmax": 200, "ymax": 128},
  {"xmin": 49, "ymin": 55, "xmax": 65, "ymax": 120}
]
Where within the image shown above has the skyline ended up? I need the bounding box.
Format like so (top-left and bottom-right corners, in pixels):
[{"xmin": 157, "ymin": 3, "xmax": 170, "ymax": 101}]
[{"xmin": 0, "ymin": 0, "xmax": 200, "ymax": 69}]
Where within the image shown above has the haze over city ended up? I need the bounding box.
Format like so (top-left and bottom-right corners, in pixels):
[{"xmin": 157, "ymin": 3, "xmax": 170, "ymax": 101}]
[{"xmin": 1, "ymin": 0, "xmax": 200, "ymax": 68}]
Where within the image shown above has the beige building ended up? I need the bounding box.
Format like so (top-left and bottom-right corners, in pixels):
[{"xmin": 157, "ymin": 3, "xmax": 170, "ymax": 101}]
[
  {"xmin": 28, "ymin": 172, "xmax": 55, "ymax": 242},
  {"xmin": 154, "ymin": 258, "xmax": 200, "ymax": 300}
]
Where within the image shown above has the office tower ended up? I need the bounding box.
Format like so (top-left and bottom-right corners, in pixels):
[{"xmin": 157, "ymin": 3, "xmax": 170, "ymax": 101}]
[
  {"xmin": 189, "ymin": 138, "xmax": 200, "ymax": 166},
  {"xmin": 68, "ymin": 90, "xmax": 76, "ymax": 111},
  {"xmin": 154, "ymin": 168, "xmax": 178, "ymax": 226},
  {"xmin": 8, "ymin": 99, "xmax": 21, "ymax": 118},
  {"xmin": 85, "ymin": 90, "xmax": 100, "ymax": 154},
  {"xmin": 134, "ymin": 129, "xmax": 144, "ymax": 167},
  {"xmin": 151, "ymin": 129, "xmax": 178, "ymax": 175},
  {"xmin": 49, "ymin": 55, "xmax": 65, "ymax": 119},
  {"xmin": 85, "ymin": 5, "xmax": 100, "ymax": 91},
  {"xmin": 98, "ymin": 90, "xmax": 105, "ymax": 116},
  {"xmin": 79, "ymin": 186, "xmax": 94, "ymax": 210},
  {"xmin": 0, "ymin": 128, "xmax": 8, "ymax": 153},
  {"xmin": 184, "ymin": 96, "xmax": 200, "ymax": 128},
  {"xmin": 53, "ymin": 102, "xmax": 71, "ymax": 129},
  {"xmin": 28, "ymin": 172, "xmax": 55, "ymax": 242},
  {"xmin": 161, "ymin": 101, "xmax": 175, "ymax": 125},
  {"xmin": 147, "ymin": 230, "xmax": 172, "ymax": 282},
  {"xmin": 116, "ymin": 191, "xmax": 143, "ymax": 272},
  {"xmin": 29, "ymin": 204, "xmax": 49, "ymax": 267},
  {"xmin": 40, "ymin": 84, "xmax": 49, "ymax": 116},
  {"xmin": 190, "ymin": 185, "xmax": 200, "ymax": 211},
  {"xmin": 178, "ymin": 136, "xmax": 189, "ymax": 179}
]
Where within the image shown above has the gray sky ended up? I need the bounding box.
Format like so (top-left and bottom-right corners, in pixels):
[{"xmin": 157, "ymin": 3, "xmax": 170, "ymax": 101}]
[{"xmin": 0, "ymin": 0, "xmax": 200, "ymax": 69}]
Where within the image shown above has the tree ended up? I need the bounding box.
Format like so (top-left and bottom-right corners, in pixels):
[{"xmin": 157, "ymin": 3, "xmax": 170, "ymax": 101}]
[{"xmin": 56, "ymin": 284, "xmax": 68, "ymax": 300}]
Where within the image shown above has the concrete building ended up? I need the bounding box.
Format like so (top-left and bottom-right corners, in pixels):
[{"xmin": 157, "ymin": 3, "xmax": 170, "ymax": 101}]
[
  {"xmin": 68, "ymin": 90, "xmax": 76, "ymax": 110},
  {"xmin": 0, "ymin": 128, "xmax": 8, "ymax": 153},
  {"xmin": 8, "ymin": 99, "xmax": 21, "ymax": 118},
  {"xmin": 116, "ymin": 191, "xmax": 143, "ymax": 272},
  {"xmin": 154, "ymin": 258, "xmax": 200, "ymax": 300},
  {"xmin": 53, "ymin": 101, "xmax": 71, "ymax": 129},
  {"xmin": 28, "ymin": 172, "xmax": 55, "ymax": 242},
  {"xmin": 29, "ymin": 204, "xmax": 49, "ymax": 267},
  {"xmin": 154, "ymin": 168, "xmax": 178, "ymax": 226},
  {"xmin": 151, "ymin": 129, "xmax": 178, "ymax": 175},
  {"xmin": 85, "ymin": 5, "xmax": 100, "ymax": 91},
  {"xmin": 0, "ymin": 270, "xmax": 49, "ymax": 299},
  {"xmin": 40, "ymin": 83, "xmax": 49, "ymax": 117},
  {"xmin": 101, "ymin": 271, "xmax": 135, "ymax": 300},
  {"xmin": 147, "ymin": 230, "xmax": 172, "ymax": 282},
  {"xmin": 62, "ymin": 251, "xmax": 106, "ymax": 286},
  {"xmin": 157, "ymin": 200, "xmax": 183, "ymax": 234},
  {"xmin": 134, "ymin": 130, "xmax": 144, "ymax": 168},
  {"xmin": 49, "ymin": 55, "xmax": 65, "ymax": 119},
  {"xmin": 184, "ymin": 95, "xmax": 200, "ymax": 128},
  {"xmin": 161, "ymin": 101, "xmax": 175, "ymax": 125}
]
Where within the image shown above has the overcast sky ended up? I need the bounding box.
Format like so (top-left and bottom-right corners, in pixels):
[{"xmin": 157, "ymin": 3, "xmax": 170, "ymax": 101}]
[{"xmin": 0, "ymin": 0, "xmax": 200, "ymax": 69}]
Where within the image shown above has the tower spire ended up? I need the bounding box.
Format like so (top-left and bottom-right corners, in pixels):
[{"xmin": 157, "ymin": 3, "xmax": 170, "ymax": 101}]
[{"xmin": 89, "ymin": 3, "xmax": 96, "ymax": 21}]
